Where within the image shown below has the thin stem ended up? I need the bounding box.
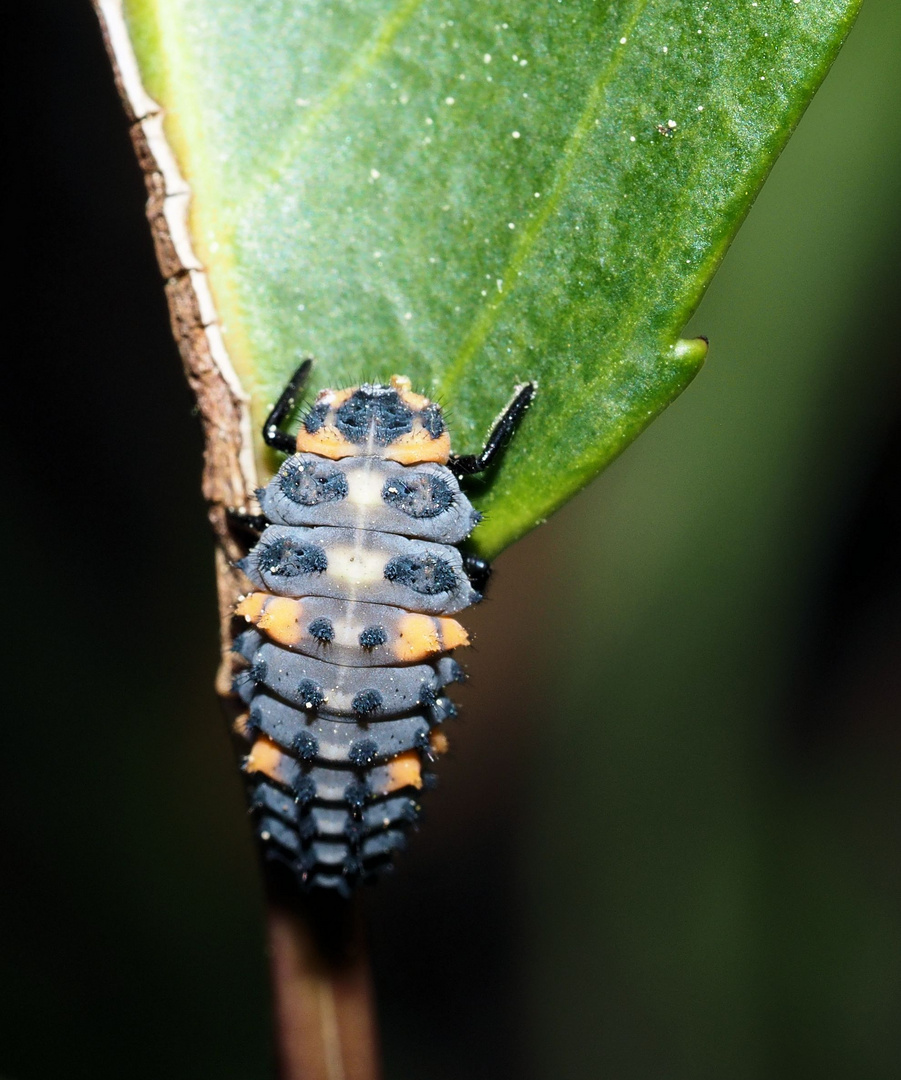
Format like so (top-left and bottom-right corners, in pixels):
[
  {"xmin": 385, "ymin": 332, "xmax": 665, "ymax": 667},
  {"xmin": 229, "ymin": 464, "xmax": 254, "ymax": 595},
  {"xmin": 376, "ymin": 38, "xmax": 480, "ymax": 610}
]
[{"xmin": 266, "ymin": 887, "xmax": 381, "ymax": 1080}]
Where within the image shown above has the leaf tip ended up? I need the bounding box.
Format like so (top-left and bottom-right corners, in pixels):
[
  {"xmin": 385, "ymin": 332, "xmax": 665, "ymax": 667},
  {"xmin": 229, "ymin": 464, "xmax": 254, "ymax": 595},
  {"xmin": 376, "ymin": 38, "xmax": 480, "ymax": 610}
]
[{"xmin": 673, "ymin": 336, "xmax": 709, "ymax": 371}]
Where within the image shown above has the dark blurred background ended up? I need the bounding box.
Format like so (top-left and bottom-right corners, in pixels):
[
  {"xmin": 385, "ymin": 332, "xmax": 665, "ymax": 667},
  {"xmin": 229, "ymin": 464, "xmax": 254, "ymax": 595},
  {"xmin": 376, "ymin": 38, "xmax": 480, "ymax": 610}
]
[{"xmin": 3, "ymin": 2, "xmax": 899, "ymax": 1078}]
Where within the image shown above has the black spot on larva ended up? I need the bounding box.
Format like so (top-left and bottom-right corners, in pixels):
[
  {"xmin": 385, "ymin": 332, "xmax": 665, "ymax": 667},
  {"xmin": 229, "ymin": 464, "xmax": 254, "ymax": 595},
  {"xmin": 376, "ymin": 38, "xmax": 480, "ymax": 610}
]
[
  {"xmin": 292, "ymin": 730, "xmax": 319, "ymax": 761},
  {"xmin": 381, "ymin": 473, "xmax": 453, "ymax": 519},
  {"xmin": 359, "ymin": 624, "xmax": 388, "ymax": 649},
  {"xmin": 418, "ymin": 683, "xmax": 438, "ymax": 708},
  {"xmin": 384, "ymin": 553, "xmax": 457, "ymax": 595},
  {"xmin": 296, "ymin": 679, "xmax": 326, "ymax": 710},
  {"xmin": 247, "ymin": 707, "xmax": 262, "ymax": 734},
  {"xmin": 420, "ymin": 403, "xmax": 445, "ymax": 438},
  {"xmin": 249, "ymin": 660, "xmax": 267, "ymax": 684},
  {"xmin": 278, "ymin": 458, "xmax": 348, "ymax": 506},
  {"xmin": 344, "ymin": 780, "xmax": 371, "ymax": 808},
  {"xmin": 335, "ymin": 388, "xmax": 414, "ymax": 445},
  {"xmin": 298, "ymin": 816, "xmax": 317, "ymax": 842},
  {"xmin": 349, "ymin": 738, "xmax": 379, "ymax": 767},
  {"xmin": 352, "ymin": 689, "xmax": 383, "ymax": 716},
  {"xmin": 414, "ymin": 729, "xmax": 431, "ymax": 750},
  {"xmin": 303, "ymin": 401, "xmax": 329, "ymax": 433},
  {"xmin": 257, "ymin": 536, "xmax": 327, "ymax": 577},
  {"xmin": 308, "ymin": 617, "xmax": 334, "ymax": 644},
  {"xmin": 293, "ymin": 775, "xmax": 316, "ymax": 804}
]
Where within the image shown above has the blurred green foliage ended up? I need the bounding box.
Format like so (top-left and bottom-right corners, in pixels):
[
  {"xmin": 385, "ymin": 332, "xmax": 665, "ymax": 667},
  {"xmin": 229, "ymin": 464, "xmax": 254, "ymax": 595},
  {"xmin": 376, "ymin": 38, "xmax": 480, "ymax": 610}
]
[{"xmin": 2, "ymin": 1, "xmax": 899, "ymax": 1079}]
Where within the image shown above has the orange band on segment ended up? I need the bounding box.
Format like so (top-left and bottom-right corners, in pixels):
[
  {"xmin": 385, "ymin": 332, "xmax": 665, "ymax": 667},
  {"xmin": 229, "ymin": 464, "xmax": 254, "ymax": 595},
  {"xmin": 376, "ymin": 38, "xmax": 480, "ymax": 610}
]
[
  {"xmin": 257, "ymin": 595, "xmax": 305, "ymax": 647},
  {"xmin": 237, "ymin": 593, "xmax": 306, "ymax": 647},
  {"xmin": 393, "ymin": 613, "xmax": 442, "ymax": 661},
  {"xmin": 437, "ymin": 616, "xmax": 470, "ymax": 651},
  {"xmin": 394, "ymin": 613, "xmax": 470, "ymax": 661},
  {"xmin": 235, "ymin": 592, "xmax": 267, "ymax": 622},
  {"xmin": 385, "ymin": 430, "xmax": 451, "ymax": 465},
  {"xmin": 295, "ymin": 427, "xmax": 355, "ymax": 458},
  {"xmin": 382, "ymin": 751, "xmax": 423, "ymax": 793},
  {"xmin": 245, "ymin": 736, "xmax": 290, "ymax": 784},
  {"xmin": 232, "ymin": 712, "xmax": 253, "ymax": 741},
  {"xmin": 429, "ymin": 730, "xmax": 449, "ymax": 756}
]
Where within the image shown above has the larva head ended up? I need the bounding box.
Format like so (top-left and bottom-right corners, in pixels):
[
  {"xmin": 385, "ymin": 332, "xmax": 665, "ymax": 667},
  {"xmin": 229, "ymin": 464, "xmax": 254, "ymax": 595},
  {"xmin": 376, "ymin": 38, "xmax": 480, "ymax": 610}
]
[{"xmin": 295, "ymin": 375, "xmax": 451, "ymax": 464}]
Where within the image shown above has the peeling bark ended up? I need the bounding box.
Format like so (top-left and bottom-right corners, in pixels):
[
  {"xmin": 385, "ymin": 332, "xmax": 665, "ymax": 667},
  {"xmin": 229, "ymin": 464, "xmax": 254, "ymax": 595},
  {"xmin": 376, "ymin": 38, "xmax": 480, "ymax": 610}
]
[{"xmin": 92, "ymin": 0, "xmax": 255, "ymax": 695}]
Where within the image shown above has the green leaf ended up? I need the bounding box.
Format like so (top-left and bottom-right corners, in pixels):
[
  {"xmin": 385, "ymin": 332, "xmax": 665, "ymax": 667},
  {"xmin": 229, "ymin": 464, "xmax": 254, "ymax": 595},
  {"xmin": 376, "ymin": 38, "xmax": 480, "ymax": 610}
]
[{"xmin": 122, "ymin": 0, "xmax": 859, "ymax": 559}]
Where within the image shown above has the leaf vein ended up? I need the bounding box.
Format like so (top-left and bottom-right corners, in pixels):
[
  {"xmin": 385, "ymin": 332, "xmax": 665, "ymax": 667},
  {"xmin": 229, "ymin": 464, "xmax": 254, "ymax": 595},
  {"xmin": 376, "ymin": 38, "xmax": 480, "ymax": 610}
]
[
  {"xmin": 442, "ymin": 0, "xmax": 653, "ymax": 397},
  {"xmin": 243, "ymin": 0, "xmax": 427, "ymax": 201}
]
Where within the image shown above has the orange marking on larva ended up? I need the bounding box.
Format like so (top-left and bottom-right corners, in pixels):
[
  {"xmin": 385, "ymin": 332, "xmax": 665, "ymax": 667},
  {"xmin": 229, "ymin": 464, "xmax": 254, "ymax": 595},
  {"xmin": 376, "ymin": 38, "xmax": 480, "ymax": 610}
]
[
  {"xmin": 294, "ymin": 426, "xmax": 354, "ymax": 459},
  {"xmin": 232, "ymin": 712, "xmax": 253, "ymax": 741},
  {"xmin": 382, "ymin": 751, "xmax": 423, "ymax": 793},
  {"xmin": 385, "ymin": 429, "xmax": 451, "ymax": 465},
  {"xmin": 235, "ymin": 592, "xmax": 268, "ymax": 622},
  {"xmin": 257, "ymin": 595, "xmax": 305, "ymax": 647},
  {"xmin": 393, "ymin": 613, "xmax": 443, "ymax": 661},
  {"xmin": 393, "ymin": 613, "xmax": 469, "ymax": 661},
  {"xmin": 244, "ymin": 736, "xmax": 289, "ymax": 784},
  {"xmin": 429, "ymin": 730, "xmax": 449, "ymax": 756},
  {"xmin": 438, "ymin": 616, "xmax": 470, "ymax": 651}
]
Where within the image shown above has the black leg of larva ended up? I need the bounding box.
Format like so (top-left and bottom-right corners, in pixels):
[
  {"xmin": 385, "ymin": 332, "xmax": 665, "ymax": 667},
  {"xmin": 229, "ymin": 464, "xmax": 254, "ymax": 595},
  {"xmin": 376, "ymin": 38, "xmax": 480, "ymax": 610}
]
[
  {"xmin": 227, "ymin": 508, "xmax": 269, "ymax": 539},
  {"xmin": 448, "ymin": 381, "xmax": 536, "ymax": 477},
  {"xmin": 263, "ymin": 358, "xmax": 314, "ymax": 452},
  {"xmin": 462, "ymin": 554, "xmax": 492, "ymax": 594}
]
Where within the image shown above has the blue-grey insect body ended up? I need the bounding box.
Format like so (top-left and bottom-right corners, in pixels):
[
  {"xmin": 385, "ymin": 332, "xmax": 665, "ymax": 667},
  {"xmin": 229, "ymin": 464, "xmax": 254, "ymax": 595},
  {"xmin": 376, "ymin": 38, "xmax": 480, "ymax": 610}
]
[{"xmin": 231, "ymin": 366, "xmax": 533, "ymax": 895}]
